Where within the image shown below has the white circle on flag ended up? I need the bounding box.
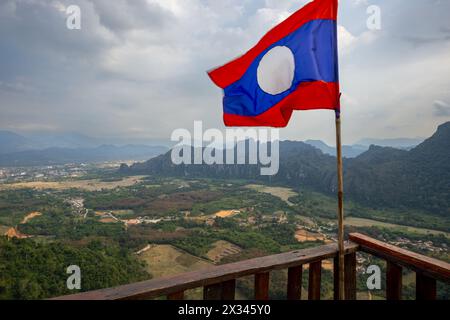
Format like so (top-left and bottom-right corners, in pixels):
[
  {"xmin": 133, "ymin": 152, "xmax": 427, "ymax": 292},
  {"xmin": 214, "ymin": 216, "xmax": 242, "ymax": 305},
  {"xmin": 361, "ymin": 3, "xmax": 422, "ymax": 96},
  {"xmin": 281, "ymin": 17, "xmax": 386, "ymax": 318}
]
[{"xmin": 257, "ymin": 46, "xmax": 295, "ymax": 95}]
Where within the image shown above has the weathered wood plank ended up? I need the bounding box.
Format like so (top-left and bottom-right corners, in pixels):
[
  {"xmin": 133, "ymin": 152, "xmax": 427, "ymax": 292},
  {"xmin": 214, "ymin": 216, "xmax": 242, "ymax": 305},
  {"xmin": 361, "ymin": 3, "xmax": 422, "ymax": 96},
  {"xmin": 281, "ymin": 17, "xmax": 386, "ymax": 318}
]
[
  {"xmin": 54, "ymin": 242, "xmax": 358, "ymax": 300},
  {"xmin": 416, "ymin": 273, "xmax": 436, "ymax": 300},
  {"xmin": 350, "ymin": 233, "xmax": 450, "ymax": 282},
  {"xmin": 255, "ymin": 272, "xmax": 270, "ymax": 300},
  {"xmin": 203, "ymin": 283, "xmax": 222, "ymax": 300},
  {"xmin": 344, "ymin": 253, "xmax": 357, "ymax": 300},
  {"xmin": 308, "ymin": 261, "xmax": 322, "ymax": 300},
  {"xmin": 221, "ymin": 279, "xmax": 236, "ymax": 300},
  {"xmin": 287, "ymin": 266, "xmax": 302, "ymax": 300},
  {"xmin": 167, "ymin": 291, "xmax": 184, "ymax": 300},
  {"xmin": 386, "ymin": 261, "xmax": 402, "ymax": 300}
]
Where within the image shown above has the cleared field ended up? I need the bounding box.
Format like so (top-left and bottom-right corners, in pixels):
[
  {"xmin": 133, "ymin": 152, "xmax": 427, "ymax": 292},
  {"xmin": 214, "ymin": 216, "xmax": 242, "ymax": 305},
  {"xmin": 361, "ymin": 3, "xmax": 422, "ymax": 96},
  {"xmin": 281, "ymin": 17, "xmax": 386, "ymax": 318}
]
[
  {"xmin": 4, "ymin": 227, "xmax": 30, "ymax": 239},
  {"xmin": 295, "ymin": 229, "xmax": 331, "ymax": 243},
  {"xmin": 95, "ymin": 210, "xmax": 134, "ymax": 216},
  {"xmin": 138, "ymin": 244, "xmax": 247, "ymax": 299},
  {"xmin": 185, "ymin": 209, "xmax": 241, "ymax": 223},
  {"xmin": 245, "ymin": 184, "xmax": 297, "ymax": 205},
  {"xmin": 206, "ymin": 240, "xmax": 242, "ymax": 263},
  {"xmin": 0, "ymin": 176, "xmax": 147, "ymax": 191},
  {"xmin": 99, "ymin": 218, "xmax": 117, "ymax": 223},
  {"xmin": 214, "ymin": 210, "xmax": 240, "ymax": 218},
  {"xmin": 138, "ymin": 244, "xmax": 213, "ymax": 279},
  {"xmin": 21, "ymin": 211, "xmax": 42, "ymax": 224},
  {"xmin": 346, "ymin": 217, "xmax": 450, "ymax": 238}
]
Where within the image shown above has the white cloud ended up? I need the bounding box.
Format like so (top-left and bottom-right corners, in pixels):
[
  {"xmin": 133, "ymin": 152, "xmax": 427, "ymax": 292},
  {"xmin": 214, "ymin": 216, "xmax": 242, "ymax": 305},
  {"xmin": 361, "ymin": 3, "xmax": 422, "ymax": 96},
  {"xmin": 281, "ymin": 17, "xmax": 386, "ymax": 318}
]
[
  {"xmin": 338, "ymin": 25, "xmax": 358, "ymax": 55},
  {"xmin": 338, "ymin": 25, "xmax": 378, "ymax": 56}
]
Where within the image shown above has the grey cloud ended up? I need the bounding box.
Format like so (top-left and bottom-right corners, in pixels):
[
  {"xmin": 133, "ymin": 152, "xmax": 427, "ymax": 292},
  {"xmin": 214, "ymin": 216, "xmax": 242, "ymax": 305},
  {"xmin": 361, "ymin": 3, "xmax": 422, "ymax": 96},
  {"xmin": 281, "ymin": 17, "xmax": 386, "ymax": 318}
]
[
  {"xmin": 89, "ymin": 0, "xmax": 173, "ymax": 34},
  {"xmin": 400, "ymin": 32, "xmax": 450, "ymax": 47},
  {"xmin": 0, "ymin": 0, "xmax": 449, "ymax": 145}
]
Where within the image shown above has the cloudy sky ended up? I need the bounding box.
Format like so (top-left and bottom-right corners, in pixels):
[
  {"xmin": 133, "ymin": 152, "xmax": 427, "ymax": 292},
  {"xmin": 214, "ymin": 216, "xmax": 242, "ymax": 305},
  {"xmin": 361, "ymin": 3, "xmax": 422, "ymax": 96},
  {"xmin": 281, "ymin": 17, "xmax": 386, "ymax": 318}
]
[{"xmin": 1, "ymin": 0, "xmax": 450, "ymax": 145}]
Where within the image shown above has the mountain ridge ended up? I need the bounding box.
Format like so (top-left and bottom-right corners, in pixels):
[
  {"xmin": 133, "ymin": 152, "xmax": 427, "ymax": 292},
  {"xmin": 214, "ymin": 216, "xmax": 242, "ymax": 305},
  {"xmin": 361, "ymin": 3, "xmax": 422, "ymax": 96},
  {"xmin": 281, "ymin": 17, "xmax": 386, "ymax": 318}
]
[
  {"xmin": 0, "ymin": 144, "xmax": 168, "ymax": 167},
  {"xmin": 122, "ymin": 122, "xmax": 450, "ymax": 216}
]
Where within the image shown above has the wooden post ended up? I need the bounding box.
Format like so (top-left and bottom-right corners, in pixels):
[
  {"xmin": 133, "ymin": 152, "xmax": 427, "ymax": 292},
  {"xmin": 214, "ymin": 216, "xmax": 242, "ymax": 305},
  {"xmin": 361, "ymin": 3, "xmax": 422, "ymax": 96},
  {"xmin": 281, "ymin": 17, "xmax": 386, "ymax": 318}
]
[
  {"xmin": 308, "ymin": 261, "xmax": 322, "ymax": 300},
  {"xmin": 221, "ymin": 279, "xmax": 236, "ymax": 300},
  {"xmin": 203, "ymin": 283, "xmax": 222, "ymax": 300},
  {"xmin": 386, "ymin": 261, "xmax": 402, "ymax": 300},
  {"xmin": 416, "ymin": 273, "xmax": 436, "ymax": 300},
  {"xmin": 335, "ymin": 112, "xmax": 345, "ymax": 300},
  {"xmin": 344, "ymin": 253, "xmax": 357, "ymax": 300},
  {"xmin": 255, "ymin": 272, "xmax": 270, "ymax": 300},
  {"xmin": 287, "ymin": 266, "xmax": 303, "ymax": 300}
]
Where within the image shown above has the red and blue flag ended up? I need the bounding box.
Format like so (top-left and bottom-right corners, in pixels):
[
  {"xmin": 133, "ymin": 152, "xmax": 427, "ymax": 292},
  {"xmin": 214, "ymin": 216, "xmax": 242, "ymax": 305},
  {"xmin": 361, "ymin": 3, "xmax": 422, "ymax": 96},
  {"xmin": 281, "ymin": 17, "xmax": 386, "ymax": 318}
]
[{"xmin": 208, "ymin": 0, "xmax": 340, "ymax": 127}]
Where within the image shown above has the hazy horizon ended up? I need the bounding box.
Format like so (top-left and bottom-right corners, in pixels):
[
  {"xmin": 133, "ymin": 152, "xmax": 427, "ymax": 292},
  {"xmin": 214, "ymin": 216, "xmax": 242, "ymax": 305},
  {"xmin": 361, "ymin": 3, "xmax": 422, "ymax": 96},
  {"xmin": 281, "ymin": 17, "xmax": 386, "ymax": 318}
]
[{"xmin": 0, "ymin": 123, "xmax": 435, "ymax": 149}]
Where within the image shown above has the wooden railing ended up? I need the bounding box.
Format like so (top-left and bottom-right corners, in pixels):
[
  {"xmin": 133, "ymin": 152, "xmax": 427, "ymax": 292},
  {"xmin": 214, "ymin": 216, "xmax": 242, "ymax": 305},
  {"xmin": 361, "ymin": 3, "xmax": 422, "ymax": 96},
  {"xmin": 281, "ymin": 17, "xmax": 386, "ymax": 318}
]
[
  {"xmin": 349, "ymin": 233, "xmax": 450, "ymax": 300},
  {"xmin": 53, "ymin": 233, "xmax": 450, "ymax": 300}
]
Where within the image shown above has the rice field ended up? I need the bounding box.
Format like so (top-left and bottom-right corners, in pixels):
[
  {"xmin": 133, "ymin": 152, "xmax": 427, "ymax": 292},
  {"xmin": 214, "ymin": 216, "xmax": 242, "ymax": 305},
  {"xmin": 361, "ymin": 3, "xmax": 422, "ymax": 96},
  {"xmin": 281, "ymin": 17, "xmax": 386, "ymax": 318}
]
[
  {"xmin": 345, "ymin": 217, "xmax": 450, "ymax": 238},
  {"xmin": 0, "ymin": 176, "xmax": 147, "ymax": 191},
  {"xmin": 138, "ymin": 244, "xmax": 213, "ymax": 278},
  {"xmin": 245, "ymin": 184, "xmax": 297, "ymax": 205}
]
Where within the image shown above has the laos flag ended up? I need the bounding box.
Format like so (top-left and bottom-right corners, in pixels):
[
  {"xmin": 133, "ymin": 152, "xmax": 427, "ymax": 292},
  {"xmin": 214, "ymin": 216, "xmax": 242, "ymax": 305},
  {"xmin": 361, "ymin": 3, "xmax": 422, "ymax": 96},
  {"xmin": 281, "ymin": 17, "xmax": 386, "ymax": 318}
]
[{"xmin": 208, "ymin": 0, "xmax": 340, "ymax": 127}]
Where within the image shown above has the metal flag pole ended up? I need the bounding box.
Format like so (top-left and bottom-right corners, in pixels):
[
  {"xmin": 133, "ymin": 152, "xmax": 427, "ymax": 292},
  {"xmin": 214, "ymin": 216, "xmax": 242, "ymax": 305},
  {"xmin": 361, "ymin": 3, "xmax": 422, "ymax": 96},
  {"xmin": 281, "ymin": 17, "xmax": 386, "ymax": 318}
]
[{"xmin": 335, "ymin": 110, "xmax": 345, "ymax": 300}]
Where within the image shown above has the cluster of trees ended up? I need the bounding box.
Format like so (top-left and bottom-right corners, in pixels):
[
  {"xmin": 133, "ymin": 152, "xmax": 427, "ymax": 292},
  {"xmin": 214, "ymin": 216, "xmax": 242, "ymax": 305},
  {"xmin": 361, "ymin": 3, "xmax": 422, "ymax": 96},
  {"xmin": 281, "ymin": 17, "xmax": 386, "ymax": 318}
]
[
  {"xmin": 0, "ymin": 237, "xmax": 149, "ymax": 299},
  {"xmin": 147, "ymin": 226, "xmax": 283, "ymax": 258},
  {"xmin": 164, "ymin": 222, "xmax": 312, "ymax": 258},
  {"xmin": 260, "ymin": 224, "xmax": 299, "ymax": 246},
  {"xmin": 18, "ymin": 209, "xmax": 126, "ymax": 240},
  {"xmin": 83, "ymin": 181, "xmax": 195, "ymax": 213},
  {"xmin": 0, "ymin": 189, "xmax": 64, "ymax": 226},
  {"xmin": 191, "ymin": 189, "xmax": 291, "ymax": 217}
]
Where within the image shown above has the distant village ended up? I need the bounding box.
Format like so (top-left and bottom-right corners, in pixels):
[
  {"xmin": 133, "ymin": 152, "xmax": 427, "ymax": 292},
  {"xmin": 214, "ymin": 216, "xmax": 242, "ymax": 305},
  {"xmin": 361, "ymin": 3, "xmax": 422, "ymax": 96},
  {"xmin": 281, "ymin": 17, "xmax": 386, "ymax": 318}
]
[
  {"xmin": 0, "ymin": 164, "xmax": 88, "ymax": 183},
  {"xmin": 0, "ymin": 161, "xmax": 126, "ymax": 183}
]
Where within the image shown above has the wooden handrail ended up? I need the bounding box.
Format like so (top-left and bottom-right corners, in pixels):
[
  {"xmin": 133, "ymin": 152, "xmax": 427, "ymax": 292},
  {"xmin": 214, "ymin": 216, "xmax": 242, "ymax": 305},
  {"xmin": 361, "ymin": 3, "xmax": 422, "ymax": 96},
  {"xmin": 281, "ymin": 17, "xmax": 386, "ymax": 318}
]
[
  {"xmin": 53, "ymin": 242, "xmax": 358, "ymax": 300},
  {"xmin": 349, "ymin": 233, "xmax": 450, "ymax": 282},
  {"xmin": 51, "ymin": 233, "xmax": 450, "ymax": 300}
]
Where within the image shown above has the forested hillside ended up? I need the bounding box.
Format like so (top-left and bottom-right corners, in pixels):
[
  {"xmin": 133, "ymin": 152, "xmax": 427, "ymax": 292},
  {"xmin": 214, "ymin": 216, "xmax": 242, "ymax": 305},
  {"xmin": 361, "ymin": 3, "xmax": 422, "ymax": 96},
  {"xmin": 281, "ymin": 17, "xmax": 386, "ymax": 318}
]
[{"xmin": 0, "ymin": 237, "xmax": 149, "ymax": 299}]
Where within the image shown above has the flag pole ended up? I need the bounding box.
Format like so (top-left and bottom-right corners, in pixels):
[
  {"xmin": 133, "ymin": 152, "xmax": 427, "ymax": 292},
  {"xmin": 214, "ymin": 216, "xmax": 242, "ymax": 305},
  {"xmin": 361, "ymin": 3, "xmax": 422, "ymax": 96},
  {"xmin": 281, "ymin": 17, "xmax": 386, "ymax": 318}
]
[{"xmin": 335, "ymin": 110, "xmax": 345, "ymax": 300}]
